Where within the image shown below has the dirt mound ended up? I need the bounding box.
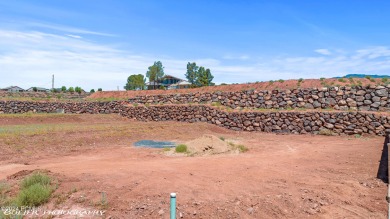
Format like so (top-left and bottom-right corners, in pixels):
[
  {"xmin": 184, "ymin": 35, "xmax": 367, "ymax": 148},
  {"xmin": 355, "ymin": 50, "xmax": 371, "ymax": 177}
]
[{"xmin": 185, "ymin": 135, "xmax": 238, "ymax": 155}]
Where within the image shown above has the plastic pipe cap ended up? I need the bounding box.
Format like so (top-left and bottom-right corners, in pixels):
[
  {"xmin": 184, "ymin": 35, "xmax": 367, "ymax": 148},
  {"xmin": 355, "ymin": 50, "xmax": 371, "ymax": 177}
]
[{"xmin": 170, "ymin": 193, "xmax": 176, "ymax": 198}]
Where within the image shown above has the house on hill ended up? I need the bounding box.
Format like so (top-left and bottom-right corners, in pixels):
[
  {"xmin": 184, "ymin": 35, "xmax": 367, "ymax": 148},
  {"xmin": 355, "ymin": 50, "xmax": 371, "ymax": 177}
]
[
  {"xmin": 146, "ymin": 75, "xmax": 191, "ymax": 90},
  {"xmin": 0, "ymin": 86, "xmax": 25, "ymax": 92},
  {"xmin": 26, "ymin": 87, "xmax": 51, "ymax": 92}
]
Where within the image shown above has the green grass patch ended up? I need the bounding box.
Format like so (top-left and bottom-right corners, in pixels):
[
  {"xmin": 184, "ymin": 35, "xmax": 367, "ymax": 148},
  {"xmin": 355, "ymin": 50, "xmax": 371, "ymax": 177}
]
[
  {"xmin": 6, "ymin": 172, "xmax": 55, "ymax": 207},
  {"xmin": 21, "ymin": 173, "xmax": 51, "ymax": 189},
  {"xmin": 175, "ymin": 144, "xmax": 188, "ymax": 153},
  {"xmin": 219, "ymin": 136, "xmax": 225, "ymax": 141},
  {"xmin": 15, "ymin": 183, "xmax": 52, "ymax": 207}
]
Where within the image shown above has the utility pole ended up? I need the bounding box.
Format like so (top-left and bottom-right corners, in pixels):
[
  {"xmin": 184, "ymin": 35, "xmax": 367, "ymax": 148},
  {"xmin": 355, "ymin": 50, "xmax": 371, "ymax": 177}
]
[{"xmin": 52, "ymin": 74, "xmax": 54, "ymax": 91}]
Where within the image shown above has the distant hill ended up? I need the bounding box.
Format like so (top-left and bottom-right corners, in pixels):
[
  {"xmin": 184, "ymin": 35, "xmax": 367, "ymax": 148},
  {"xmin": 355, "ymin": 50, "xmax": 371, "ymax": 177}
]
[{"xmin": 334, "ymin": 74, "xmax": 390, "ymax": 78}]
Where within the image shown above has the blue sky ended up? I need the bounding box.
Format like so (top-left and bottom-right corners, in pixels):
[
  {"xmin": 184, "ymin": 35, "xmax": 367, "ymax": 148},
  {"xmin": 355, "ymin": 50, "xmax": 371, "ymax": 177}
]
[{"xmin": 0, "ymin": 0, "xmax": 390, "ymax": 90}]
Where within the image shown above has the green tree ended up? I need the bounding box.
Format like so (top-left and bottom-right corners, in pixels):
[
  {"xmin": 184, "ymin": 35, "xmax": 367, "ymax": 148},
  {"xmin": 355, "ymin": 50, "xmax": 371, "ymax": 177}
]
[
  {"xmin": 90, "ymin": 89, "xmax": 95, "ymax": 93},
  {"xmin": 32, "ymin": 87, "xmax": 37, "ymax": 92},
  {"xmin": 98, "ymin": 88, "xmax": 102, "ymax": 91},
  {"xmin": 124, "ymin": 74, "xmax": 146, "ymax": 90},
  {"xmin": 68, "ymin": 87, "xmax": 74, "ymax": 93},
  {"xmin": 61, "ymin": 86, "xmax": 67, "ymax": 92},
  {"xmin": 75, "ymin": 86, "xmax": 82, "ymax": 94},
  {"xmin": 196, "ymin": 67, "xmax": 214, "ymax": 87},
  {"xmin": 185, "ymin": 62, "xmax": 199, "ymax": 87},
  {"xmin": 146, "ymin": 61, "xmax": 164, "ymax": 89}
]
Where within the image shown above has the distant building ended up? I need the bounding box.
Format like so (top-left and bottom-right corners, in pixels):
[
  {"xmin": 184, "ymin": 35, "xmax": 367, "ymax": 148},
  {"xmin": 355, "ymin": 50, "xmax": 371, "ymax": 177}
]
[
  {"xmin": 0, "ymin": 86, "xmax": 25, "ymax": 92},
  {"xmin": 26, "ymin": 87, "xmax": 51, "ymax": 92},
  {"xmin": 146, "ymin": 75, "xmax": 191, "ymax": 90}
]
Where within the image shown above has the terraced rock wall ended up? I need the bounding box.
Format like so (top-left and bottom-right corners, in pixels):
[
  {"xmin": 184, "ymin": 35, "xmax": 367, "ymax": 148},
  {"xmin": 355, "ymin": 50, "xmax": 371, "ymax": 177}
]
[
  {"xmin": 1, "ymin": 101, "xmax": 389, "ymax": 136},
  {"xmin": 128, "ymin": 85, "xmax": 390, "ymax": 111}
]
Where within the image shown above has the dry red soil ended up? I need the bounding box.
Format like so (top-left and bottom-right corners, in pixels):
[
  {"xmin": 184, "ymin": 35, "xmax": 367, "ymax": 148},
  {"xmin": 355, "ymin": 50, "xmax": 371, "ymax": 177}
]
[
  {"xmin": 0, "ymin": 114, "xmax": 387, "ymax": 218},
  {"xmin": 90, "ymin": 78, "xmax": 385, "ymax": 99}
]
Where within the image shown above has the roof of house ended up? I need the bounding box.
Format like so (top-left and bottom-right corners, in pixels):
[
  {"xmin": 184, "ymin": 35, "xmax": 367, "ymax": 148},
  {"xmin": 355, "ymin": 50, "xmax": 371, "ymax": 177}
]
[
  {"xmin": 1, "ymin": 86, "xmax": 25, "ymax": 90},
  {"xmin": 26, "ymin": 87, "xmax": 50, "ymax": 90}
]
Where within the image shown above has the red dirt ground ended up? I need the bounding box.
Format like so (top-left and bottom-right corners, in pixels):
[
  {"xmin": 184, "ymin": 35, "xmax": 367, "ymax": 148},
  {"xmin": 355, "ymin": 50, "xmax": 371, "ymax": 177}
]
[
  {"xmin": 89, "ymin": 78, "xmax": 386, "ymax": 99},
  {"xmin": 0, "ymin": 114, "xmax": 387, "ymax": 218}
]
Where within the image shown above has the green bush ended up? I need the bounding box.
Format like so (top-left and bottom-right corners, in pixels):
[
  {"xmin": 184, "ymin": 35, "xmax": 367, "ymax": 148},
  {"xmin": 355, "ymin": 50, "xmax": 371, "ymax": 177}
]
[
  {"xmin": 298, "ymin": 78, "xmax": 304, "ymax": 82},
  {"xmin": 16, "ymin": 184, "xmax": 52, "ymax": 207},
  {"xmin": 237, "ymin": 145, "xmax": 248, "ymax": 152},
  {"xmin": 320, "ymin": 77, "xmax": 325, "ymax": 81},
  {"xmin": 14, "ymin": 173, "xmax": 53, "ymax": 207},
  {"xmin": 382, "ymin": 77, "xmax": 388, "ymax": 84},
  {"xmin": 365, "ymin": 75, "xmax": 371, "ymax": 79},
  {"xmin": 338, "ymin": 78, "xmax": 346, "ymax": 83},
  {"xmin": 278, "ymin": 79, "xmax": 285, "ymax": 83},
  {"xmin": 175, "ymin": 144, "xmax": 188, "ymax": 153},
  {"xmin": 21, "ymin": 173, "xmax": 51, "ymax": 189}
]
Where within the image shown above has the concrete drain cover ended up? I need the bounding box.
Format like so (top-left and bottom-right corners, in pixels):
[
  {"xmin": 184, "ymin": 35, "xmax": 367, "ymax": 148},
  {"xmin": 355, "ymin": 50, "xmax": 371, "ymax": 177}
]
[{"xmin": 134, "ymin": 140, "xmax": 176, "ymax": 148}]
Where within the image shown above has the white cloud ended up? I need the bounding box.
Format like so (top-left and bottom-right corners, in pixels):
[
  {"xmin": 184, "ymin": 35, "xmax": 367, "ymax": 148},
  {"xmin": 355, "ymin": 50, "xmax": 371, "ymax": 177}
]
[
  {"xmin": 315, "ymin": 49, "xmax": 332, "ymax": 55},
  {"xmin": 222, "ymin": 54, "xmax": 250, "ymax": 60},
  {"xmin": 66, "ymin": 34, "xmax": 82, "ymax": 39},
  {"xmin": 27, "ymin": 22, "xmax": 116, "ymax": 37}
]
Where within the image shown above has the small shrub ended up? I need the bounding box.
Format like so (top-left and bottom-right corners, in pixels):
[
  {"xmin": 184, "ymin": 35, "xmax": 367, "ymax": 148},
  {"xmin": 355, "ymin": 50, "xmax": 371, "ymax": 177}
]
[
  {"xmin": 365, "ymin": 75, "xmax": 371, "ymax": 79},
  {"xmin": 320, "ymin": 77, "xmax": 325, "ymax": 81},
  {"xmin": 16, "ymin": 183, "xmax": 52, "ymax": 207},
  {"xmin": 298, "ymin": 78, "xmax": 304, "ymax": 82},
  {"xmin": 338, "ymin": 78, "xmax": 346, "ymax": 83},
  {"xmin": 354, "ymin": 134, "xmax": 362, "ymax": 138},
  {"xmin": 278, "ymin": 79, "xmax": 285, "ymax": 83},
  {"xmin": 219, "ymin": 136, "xmax": 225, "ymax": 141},
  {"xmin": 237, "ymin": 145, "xmax": 248, "ymax": 152},
  {"xmin": 382, "ymin": 77, "xmax": 388, "ymax": 84},
  {"xmin": 98, "ymin": 88, "xmax": 103, "ymax": 92},
  {"xmin": 15, "ymin": 173, "xmax": 53, "ymax": 207},
  {"xmin": 269, "ymin": 80, "xmax": 274, "ymax": 85},
  {"xmin": 370, "ymin": 78, "xmax": 376, "ymax": 82},
  {"xmin": 175, "ymin": 144, "xmax": 188, "ymax": 153},
  {"xmin": 163, "ymin": 147, "xmax": 171, "ymax": 152},
  {"xmin": 21, "ymin": 173, "xmax": 51, "ymax": 189},
  {"xmin": 228, "ymin": 142, "xmax": 248, "ymax": 153},
  {"xmin": 133, "ymin": 103, "xmax": 138, "ymax": 107}
]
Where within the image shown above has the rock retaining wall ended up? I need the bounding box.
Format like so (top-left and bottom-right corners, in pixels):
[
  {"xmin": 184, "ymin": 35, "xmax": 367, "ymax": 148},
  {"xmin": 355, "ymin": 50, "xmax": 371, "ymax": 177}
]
[
  {"xmin": 128, "ymin": 85, "xmax": 390, "ymax": 111},
  {"xmin": 1, "ymin": 101, "xmax": 390, "ymax": 136},
  {"xmin": 120, "ymin": 105, "xmax": 390, "ymax": 136},
  {"xmin": 0, "ymin": 91, "xmax": 89, "ymax": 99},
  {"xmin": 0, "ymin": 101, "xmax": 123, "ymax": 114}
]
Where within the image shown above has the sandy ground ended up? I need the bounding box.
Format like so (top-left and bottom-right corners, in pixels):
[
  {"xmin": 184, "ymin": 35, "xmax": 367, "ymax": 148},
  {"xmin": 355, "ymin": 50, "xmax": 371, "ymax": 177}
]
[
  {"xmin": 89, "ymin": 78, "xmax": 387, "ymax": 99},
  {"xmin": 0, "ymin": 114, "xmax": 387, "ymax": 218}
]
